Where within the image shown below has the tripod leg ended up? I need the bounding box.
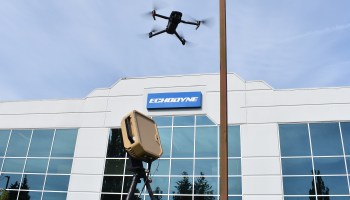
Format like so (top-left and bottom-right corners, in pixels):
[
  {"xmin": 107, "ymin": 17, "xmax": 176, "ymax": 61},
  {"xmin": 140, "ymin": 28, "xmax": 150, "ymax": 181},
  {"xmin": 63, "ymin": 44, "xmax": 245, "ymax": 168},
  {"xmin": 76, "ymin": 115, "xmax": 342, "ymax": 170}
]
[
  {"xmin": 126, "ymin": 174, "xmax": 141, "ymax": 200},
  {"xmin": 145, "ymin": 179, "xmax": 155, "ymax": 200}
]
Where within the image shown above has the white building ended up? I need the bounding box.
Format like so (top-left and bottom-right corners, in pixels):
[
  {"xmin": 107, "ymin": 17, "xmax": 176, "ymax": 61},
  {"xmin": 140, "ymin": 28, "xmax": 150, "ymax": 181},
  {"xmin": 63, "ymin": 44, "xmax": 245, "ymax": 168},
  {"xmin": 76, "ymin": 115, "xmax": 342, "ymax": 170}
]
[{"xmin": 1, "ymin": 73, "xmax": 350, "ymax": 200}]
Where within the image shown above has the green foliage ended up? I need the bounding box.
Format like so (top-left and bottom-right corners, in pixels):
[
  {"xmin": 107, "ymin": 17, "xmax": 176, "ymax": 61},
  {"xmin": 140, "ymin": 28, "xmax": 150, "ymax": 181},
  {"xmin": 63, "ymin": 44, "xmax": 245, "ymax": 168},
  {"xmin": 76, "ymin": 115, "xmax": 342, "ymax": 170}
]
[{"xmin": 0, "ymin": 189, "xmax": 9, "ymax": 200}]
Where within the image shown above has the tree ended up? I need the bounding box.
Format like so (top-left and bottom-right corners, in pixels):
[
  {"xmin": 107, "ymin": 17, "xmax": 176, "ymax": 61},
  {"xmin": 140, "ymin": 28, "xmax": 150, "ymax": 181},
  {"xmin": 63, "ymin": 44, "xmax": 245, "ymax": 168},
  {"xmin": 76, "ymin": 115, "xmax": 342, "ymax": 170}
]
[
  {"xmin": 153, "ymin": 186, "xmax": 163, "ymax": 200},
  {"xmin": 172, "ymin": 172, "xmax": 192, "ymax": 200},
  {"xmin": 0, "ymin": 189, "xmax": 9, "ymax": 200},
  {"xmin": 309, "ymin": 170, "xmax": 329, "ymax": 200},
  {"xmin": 193, "ymin": 172, "xmax": 214, "ymax": 200},
  {"xmin": 7, "ymin": 181, "xmax": 20, "ymax": 200},
  {"xmin": 18, "ymin": 176, "xmax": 30, "ymax": 200}
]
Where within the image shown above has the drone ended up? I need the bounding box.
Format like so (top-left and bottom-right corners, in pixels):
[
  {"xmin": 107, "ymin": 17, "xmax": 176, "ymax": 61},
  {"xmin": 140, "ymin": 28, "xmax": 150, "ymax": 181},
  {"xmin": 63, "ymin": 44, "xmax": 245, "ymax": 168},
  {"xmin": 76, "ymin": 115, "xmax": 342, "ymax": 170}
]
[{"xmin": 148, "ymin": 10, "xmax": 202, "ymax": 45}]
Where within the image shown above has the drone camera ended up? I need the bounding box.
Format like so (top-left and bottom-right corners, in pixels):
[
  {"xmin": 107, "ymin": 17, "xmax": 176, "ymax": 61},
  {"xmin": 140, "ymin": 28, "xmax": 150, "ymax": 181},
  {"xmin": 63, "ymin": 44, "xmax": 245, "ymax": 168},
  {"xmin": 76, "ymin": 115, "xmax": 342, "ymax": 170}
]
[{"xmin": 121, "ymin": 110, "xmax": 163, "ymax": 162}]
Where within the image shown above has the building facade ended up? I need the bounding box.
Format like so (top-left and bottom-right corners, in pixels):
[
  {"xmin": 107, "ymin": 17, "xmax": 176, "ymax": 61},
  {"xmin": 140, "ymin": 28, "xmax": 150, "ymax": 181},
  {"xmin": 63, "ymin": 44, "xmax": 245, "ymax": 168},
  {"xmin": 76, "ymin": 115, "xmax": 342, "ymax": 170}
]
[{"xmin": 1, "ymin": 73, "xmax": 350, "ymax": 200}]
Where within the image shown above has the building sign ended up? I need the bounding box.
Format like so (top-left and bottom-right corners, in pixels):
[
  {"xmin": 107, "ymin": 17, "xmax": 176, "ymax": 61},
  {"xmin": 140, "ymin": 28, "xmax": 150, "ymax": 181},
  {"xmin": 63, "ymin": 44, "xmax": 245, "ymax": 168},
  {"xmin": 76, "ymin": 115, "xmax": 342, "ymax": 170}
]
[{"xmin": 147, "ymin": 92, "xmax": 202, "ymax": 110}]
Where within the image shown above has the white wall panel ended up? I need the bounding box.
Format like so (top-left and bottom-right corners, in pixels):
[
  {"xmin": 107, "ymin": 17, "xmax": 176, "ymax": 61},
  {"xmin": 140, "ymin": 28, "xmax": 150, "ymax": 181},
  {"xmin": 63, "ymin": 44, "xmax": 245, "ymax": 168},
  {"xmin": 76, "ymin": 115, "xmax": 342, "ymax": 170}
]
[
  {"xmin": 68, "ymin": 175, "xmax": 103, "ymax": 192},
  {"xmin": 71, "ymin": 158, "xmax": 105, "ymax": 175},
  {"xmin": 74, "ymin": 128, "xmax": 109, "ymax": 158},
  {"xmin": 67, "ymin": 192, "xmax": 100, "ymax": 200},
  {"xmin": 243, "ymin": 195, "xmax": 282, "ymax": 200},
  {"xmin": 242, "ymin": 176, "xmax": 282, "ymax": 195},
  {"xmin": 242, "ymin": 157, "xmax": 281, "ymax": 176},
  {"xmin": 241, "ymin": 124, "xmax": 280, "ymax": 157}
]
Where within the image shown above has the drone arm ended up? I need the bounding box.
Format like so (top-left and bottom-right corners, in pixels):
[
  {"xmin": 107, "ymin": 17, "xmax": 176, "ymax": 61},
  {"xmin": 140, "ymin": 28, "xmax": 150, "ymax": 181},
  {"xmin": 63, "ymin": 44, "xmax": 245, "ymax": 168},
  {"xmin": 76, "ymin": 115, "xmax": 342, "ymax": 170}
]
[
  {"xmin": 152, "ymin": 11, "xmax": 169, "ymax": 20},
  {"xmin": 180, "ymin": 20, "xmax": 201, "ymax": 29},
  {"xmin": 149, "ymin": 29, "xmax": 167, "ymax": 38},
  {"xmin": 174, "ymin": 31, "xmax": 186, "ymax": 45}
]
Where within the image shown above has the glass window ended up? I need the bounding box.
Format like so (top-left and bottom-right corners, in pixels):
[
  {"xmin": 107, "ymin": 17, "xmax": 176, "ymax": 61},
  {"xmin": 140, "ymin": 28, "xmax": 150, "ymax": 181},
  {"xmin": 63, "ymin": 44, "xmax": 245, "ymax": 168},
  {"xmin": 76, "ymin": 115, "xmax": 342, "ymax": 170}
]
[
  {"xmin": 341, "ymin": 122, "xmax": 350, "ymax": 155},
  {"xmin": 228, "ymin": 177, "xmax": 242, "ymax": 195},
  {"xmin": 44, "ymin": 175, "xmax": 70, "ymax": 191},
  {"xmin": 106, "ymin": 129, "xmax": 125, "ymax": 158},
  {"xmin": 309, "ymin": 123, "xmax": 343, "ymax": 156},
  {"xmin": 228, "ymin": 126, "xmax": 240, "ymax": 157},
  {"xmin": 194, "ymin": 159, "xmax": 218, "ymax": 176},
  {"xmin": 122, "ymin": 176, "xmax": 143, "ymax": 193},
  {"xmin": 172, "ymin": 127, "xmax": 194, "ymax": 158},
  {"xmin": 20, "ymin": 191, "xmax": 42, "ymax": 200},
  {"xmin": 6, "ymin": 130, "xmax": 32, "ymax": 157},
  {"xmin": 24, "ymin": 158, "xmax": 48, "ymax": 173},
  {"xmin": 51, "ymin": 129, "xmax": 77, "ymax": 157},
  {"xmin": 158, "ymin": 128, "xmax": 171, "ymax": 158},
  {"xmin": 173, "ymin": 116, "xmax": 194, "ymax": 126},
  {"xmin": 102, "ymin": 176, "xmax": 123, "ymax": 193},
  {"xmin": 314, "ymin": 176, "xmax": 348, "ymax": 195},
  {"xmin": 0, "ymin": 173, "xmax": 22, "ymax": 190},
  {"xmin": 194, "ymin": 176, "xmax": 218, "ymax": 195},
  {"xmin": 104, "ymin": 159, "xmax": 125, "ymax": 175},
  {"xmin": 2, "ymin": 158, "xmax": 26, "ymax": 172},
  {"xmin": 153, "ymin": 116, "xmax": 172, "ymax": 126},
  {"xmin": 196, "ymin": 116, "xmax": 215, "ymax": 126},
  {"xmin": 0, "ymin": 130, "xmax": 10, "ymax": 156},
  {"xmin": 284, "ymin": 197, "xmax": 312, "ymax": 200},
  {"xmin": 101, "ymin": 194, "xmax": 121, "ymax": 200},
  {"xmin": 47, "ymin": 159, "xmax": 73, "ymax": 174},
  {"xmin": 0, "ymin": 158, "xmax": 3, "ymax": 168},
  {"xmin": 283, "ymin": 177, "xmax": 314, "ymax": 195},
  {"xmin": 313, "ymin": 157, "xmax": 346, "ymax": 175},
  {"xmin": 282, "ymin": 158, "xmax": 313, "ymax": 175},
  {"xmin": 21, "ymin": 174, "xmax": 45, "ymax": 190},
  {"xmin": 195, "ymin": 127, "xmax": 218, "ymax": 157},
  {"xmin": 170, "ymin": 176, "xmax": 193, "ymax": 195},
  {"xmin": 150, "ymin": 177, "xmax": 169, "ymax": 195},
  {"xmin": 153, "ymin": 159, "xmax": 170, "ymax": 175},
  {"xmin": 279, "ymin": 124, "xmax": 311, "ymax": 156},
  {"xmin": 228, "ymin": 197, "xmax": 242, "ymax": 200},
  {"xmin": 228, "ymin": 159, "xmax": 241, "ymax": 176},
  {"xmin": 28, "ymin": 129, "xmax": 54, "ymax": 157},
  {"xmin": 171, "ymin": 159, "xmax": 193, "ymax": 176},
  {"xmin": 42, "ymin": 192, "xmax": 67, "ymax": 200}
]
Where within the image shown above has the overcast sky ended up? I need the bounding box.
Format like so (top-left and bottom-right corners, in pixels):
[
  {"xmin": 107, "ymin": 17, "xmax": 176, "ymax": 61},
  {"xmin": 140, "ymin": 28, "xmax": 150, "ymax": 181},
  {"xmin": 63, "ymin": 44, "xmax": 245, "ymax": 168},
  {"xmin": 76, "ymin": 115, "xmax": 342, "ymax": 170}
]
[{"xmin": 1, "ymin": 0, "xmax": 350, "ymax": 101}]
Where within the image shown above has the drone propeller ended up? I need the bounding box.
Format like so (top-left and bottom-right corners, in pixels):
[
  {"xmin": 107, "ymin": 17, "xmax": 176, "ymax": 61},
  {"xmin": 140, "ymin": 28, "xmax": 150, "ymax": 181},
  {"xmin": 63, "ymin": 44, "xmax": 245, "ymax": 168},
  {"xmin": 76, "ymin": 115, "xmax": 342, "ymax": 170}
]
[
  {"xmin": 186, "ymin": 15, "xmax": 214, "ymax": 28},
  {"xmin": 141, "ymin": 1, "xmax": 167, "ymax": 18}
]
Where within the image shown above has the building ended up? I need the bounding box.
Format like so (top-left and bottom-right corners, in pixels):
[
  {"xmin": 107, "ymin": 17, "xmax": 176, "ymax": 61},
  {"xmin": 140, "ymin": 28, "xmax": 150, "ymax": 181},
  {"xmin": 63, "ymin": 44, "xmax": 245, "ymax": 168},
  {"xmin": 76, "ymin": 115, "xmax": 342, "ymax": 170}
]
[{"xmin": 1, "ymin": 73, "xmax": 350, "ymax": 200}]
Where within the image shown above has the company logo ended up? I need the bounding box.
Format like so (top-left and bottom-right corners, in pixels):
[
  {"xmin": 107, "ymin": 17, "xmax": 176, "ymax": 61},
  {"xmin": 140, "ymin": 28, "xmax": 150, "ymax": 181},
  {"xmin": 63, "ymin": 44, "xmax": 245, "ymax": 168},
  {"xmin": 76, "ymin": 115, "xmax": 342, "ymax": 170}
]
[{"xmin": 147, "ymin": 92, "xmax": 202, "ymax": 110}]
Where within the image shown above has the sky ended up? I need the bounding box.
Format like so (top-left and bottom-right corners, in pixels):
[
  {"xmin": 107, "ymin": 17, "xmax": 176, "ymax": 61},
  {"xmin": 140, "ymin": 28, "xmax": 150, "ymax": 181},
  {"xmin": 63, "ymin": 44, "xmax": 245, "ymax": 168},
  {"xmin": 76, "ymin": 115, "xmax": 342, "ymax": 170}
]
[{"xmin": 1, "ymin": 0, "xmax": 350, "ymax": 101}]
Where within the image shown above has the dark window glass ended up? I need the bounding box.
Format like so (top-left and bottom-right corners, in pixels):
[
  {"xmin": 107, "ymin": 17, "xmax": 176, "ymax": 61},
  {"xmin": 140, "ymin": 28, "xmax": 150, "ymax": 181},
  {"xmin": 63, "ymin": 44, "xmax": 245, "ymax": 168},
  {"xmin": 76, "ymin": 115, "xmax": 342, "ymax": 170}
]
[
  {"xmin": 150, "ymin": 177, "xmax": 169, "ymax": 194},
  {"xmin": 347, "ymin": 157, "xmax": 350, "ymax": 173},
  {"xmin": 172, "ymin": 127, "xmax": 194, "ymax": 158},
  {"xmin": 48, "ymin": 159, "xmax": 73, "ymax": 174},
  {"xmin": 24, "ymin": 158, "xmax": 48, "ymax": 173},
  {"xmin": 313, "ymin": 157, "xmax": 346, "ymax": 175},
  {"xmin": 0, "ymin": 158, "xmax": 3, "ymax": 169},
  {"xmin": 21, "ymin": 174, "xmax": 45, "ymax": 190},
  {"xmin": 228, "ymin": 197, "xmax": 242, "ymax": 200},
  {"xmin": 44, "ymin": 175, "xmax": 70, "ymax": 191},
  {"xmin": 102, "ymin": 176, "xmax": 123, "ymax": 193},
  {"xmin": 315, "ymin": 176, "xmax": 348, "ymax": 195},
  {"xmin": 196, "ymin": 116, "xmax": 215, "ymax": 126},
  {"xmin": 42, "ymin": 192, "xmax": 67, "ymax": 200},
  {"xmin": 123, "ymin": 176, "xmax": 143, "ymax": 193},
  {"xmin": 169, "ymin": 195, "xmax": 192, "ymax": 200},
  {"xmin": 283, "ymin": 177, "xmax": 314, "ymax": 195},
  {"xmin": 282, "ymin": 158, "xmax": 313, "ymax": 175},
  {"xmin": 153, "ymin": 159, "xmax": 170, "ymax": 175},
  {"xmin": 171, "ymin": 159, "xmax": 193, "ymax": 176},
  {"xmin": 0, "ymin": 130, "xmax": 10, "ymax": 156},
  {"xmin": 170, "ymin": 176, "xmax": 193, "ymax": 195},
  {"xmin": 173, "ymin": 116, "xmax": 194, "ymax": 126},
  {"xmin": 20, "ymin": 191, "xmax": 42, "ymax": 200},
  {"xmin": 106, "ymin": 129, "xmax": 126, "ymax": 158},
  {"xmin": 228, "ymin": 126, "xmax": 240, "ymax": 157},
  {"xmin": 28, "ymin": 129, "xmax": 54, "ymax": 157},
  {"xmin": 341, "ymin": 122, "xmax": 350, "ymax": 155},
  {"xmin": 2, "ymin": 158, "xmax": 26, "ymax": 172},
  {"xmin": 158, "ymin": 128, "xmax": 171, "ymax": 158},
  {"xmin": 310, "ymin": 123, "xmax": 343, "ymax": 156},
  {"xmin": 228, "ymin": 177, "xmax": 241, "ymax": 195},
  {"xmin": 101, "ymin": 194, "xmax": 121, "ymax": 200},
  {"xmin": 104, "ymin": 159, "xmax": 125, "ymax": 175},
  {"xmin": 194, "ymin": 176, "xmax": 218, "ymax": 195},
  {"xmin": 194, "ymin": 159, "xmax": 218, "ymax": 176},
  {"xmin": 51, "ymin": 129, "xmax": 78, "ymax": 157},
  {"xmin": 284, "ymin": 198, "xmax": 313, "ymax": 200},
  {"xmin": 228, "ymin": 159, "xmax": 241, "ymax": 176},
  {"xmin": 145, "ymin": 195, "xmax": 168, "ymax": 200},
  {"xmin": 6, "ymin": 130, "xmax": 32, "ymax": 157},
  {"xmin": 279, "ymin": 124, "xmax": 310, "ymax": 156},
  {"xmin": 153, "ymin": 116, "xmax": 172, "ymax": 126},
  {"xmin": 0, "ymin": 173, "xmax": 22, "ymax": 190},
  {"xmin": 195, "ymin": 127, "xmax": 218, "ymax": 157}
]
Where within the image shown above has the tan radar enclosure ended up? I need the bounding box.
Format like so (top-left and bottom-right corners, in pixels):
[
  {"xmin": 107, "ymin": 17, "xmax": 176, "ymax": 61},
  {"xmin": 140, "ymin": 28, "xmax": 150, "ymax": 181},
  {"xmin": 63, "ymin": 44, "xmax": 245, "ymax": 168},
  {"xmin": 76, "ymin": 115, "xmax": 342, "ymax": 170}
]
[{"xmin": 121, "ymin": 110, "xmax": 163, "ymax": 162}]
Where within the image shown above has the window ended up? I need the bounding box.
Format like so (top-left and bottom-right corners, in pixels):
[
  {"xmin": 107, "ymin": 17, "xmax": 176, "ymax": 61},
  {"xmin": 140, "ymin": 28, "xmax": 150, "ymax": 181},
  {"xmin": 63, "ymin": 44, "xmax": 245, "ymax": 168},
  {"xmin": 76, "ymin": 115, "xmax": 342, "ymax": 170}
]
[
  {"xmin": 279, "ymin": 123, "xmax": 350, "ymax": 199},
  {"xmin": 0, "ymin": 128, "xmax": 78, "ymax": 200},
  {"xmin": 101, "ymin": 115, "xmax": 242, "ymax": 200}
]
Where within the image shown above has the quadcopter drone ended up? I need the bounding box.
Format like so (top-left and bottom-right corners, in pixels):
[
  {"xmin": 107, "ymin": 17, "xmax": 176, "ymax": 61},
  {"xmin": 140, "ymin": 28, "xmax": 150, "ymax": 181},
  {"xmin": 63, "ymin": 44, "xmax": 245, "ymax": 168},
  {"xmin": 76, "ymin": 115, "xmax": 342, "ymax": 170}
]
[{"xmin": 148, "ymin": 10, "xmax": 202, "ymax": 45}]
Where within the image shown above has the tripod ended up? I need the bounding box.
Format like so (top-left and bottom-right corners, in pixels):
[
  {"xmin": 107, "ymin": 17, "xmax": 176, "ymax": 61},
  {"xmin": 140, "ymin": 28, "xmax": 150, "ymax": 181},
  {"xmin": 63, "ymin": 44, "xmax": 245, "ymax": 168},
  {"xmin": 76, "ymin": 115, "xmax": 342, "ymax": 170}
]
[{"xmin": 126, "ymin": 156, "xmax": 155, "ymax": 200}]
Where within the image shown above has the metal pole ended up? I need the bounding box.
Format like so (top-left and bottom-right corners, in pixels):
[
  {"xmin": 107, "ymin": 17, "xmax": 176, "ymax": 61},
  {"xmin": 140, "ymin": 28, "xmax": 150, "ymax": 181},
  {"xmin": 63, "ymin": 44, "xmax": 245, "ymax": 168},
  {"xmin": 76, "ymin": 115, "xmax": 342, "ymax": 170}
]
[{"xmin": 219, "ymin": 0, "xmax": 228, "ymax": 199}]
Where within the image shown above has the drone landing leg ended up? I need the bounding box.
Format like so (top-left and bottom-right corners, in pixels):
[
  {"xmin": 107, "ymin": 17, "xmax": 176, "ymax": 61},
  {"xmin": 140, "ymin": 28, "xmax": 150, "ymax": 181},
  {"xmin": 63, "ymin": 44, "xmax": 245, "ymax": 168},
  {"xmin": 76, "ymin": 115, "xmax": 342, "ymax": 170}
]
[
  {"xmin": 149, "ymin": 30, "xmax": 166, "ymax": 38},
  {"xmin": 174, "ymin": 32, "xmax": 186, "ymax": 45}
]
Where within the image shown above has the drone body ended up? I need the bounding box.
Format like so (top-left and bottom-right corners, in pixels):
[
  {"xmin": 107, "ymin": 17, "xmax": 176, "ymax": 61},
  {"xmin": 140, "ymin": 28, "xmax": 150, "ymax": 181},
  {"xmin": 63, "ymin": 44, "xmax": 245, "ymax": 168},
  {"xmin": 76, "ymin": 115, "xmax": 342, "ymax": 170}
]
[{"xmin": 148, "ymin": 10, "xmax": 201, "ymax": 45}]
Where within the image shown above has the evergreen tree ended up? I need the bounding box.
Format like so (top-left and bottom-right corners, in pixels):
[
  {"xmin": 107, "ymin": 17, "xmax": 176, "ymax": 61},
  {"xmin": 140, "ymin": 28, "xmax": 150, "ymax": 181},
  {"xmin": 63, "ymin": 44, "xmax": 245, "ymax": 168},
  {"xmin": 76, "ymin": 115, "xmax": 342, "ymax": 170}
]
[
  {"xmin": 154, "ymin": 186, "xmax": 163, "ymax": 200},
  {"xmin": 18, "ymin": 176, "xmax": 30, "ymax": 200},
  {"xmin": 8, "ymin": 181, "xmax": 20, "ymax": 200},
  {"xmin": 0, "ymin": 189, "xmax": 9, "ymax": 200},
  {"xmin": 173, "ymin": 172, "xmax": 192, "ymax": 200},
  {"xmin": 193, "ymin": 172, "xmax": 214, "ymax": 200},
  {"xmin": 309, "ymin": 170, "xmax": 329, "ymax": 200}
]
